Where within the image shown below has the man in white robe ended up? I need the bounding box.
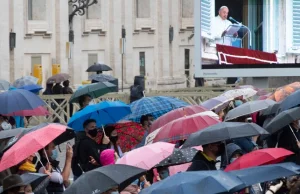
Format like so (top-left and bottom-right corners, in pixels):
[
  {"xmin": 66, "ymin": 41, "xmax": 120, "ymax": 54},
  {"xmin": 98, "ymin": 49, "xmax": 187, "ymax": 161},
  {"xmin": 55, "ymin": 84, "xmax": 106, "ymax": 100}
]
[{"xmin": 211, "ymin": 6, "xmax": 232, "ymax": 46}]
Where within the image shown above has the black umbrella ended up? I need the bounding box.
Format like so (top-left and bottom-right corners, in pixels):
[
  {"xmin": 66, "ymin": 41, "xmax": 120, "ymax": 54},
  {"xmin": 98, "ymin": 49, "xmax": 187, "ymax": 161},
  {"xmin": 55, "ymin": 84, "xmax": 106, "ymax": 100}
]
[
  {"xmin": 64, "ymin": 164, "xmax": 146, "ymax": 194},
  {"xmin": 225, "ymin": 99, "xmax": 275, "ymax": 121},
  {"xmin": 260, "ymin": 102, "xmax": 282, "ymax": 116},
  {"xmin": 0, "ymin": 128, "xmax": 27, "ymax": 157},
  {"xmin": 86, "ymin": 63, "xmax": 112, "ymax": 74},
  {"xmin": 155, "ymin": 147, "xmax": 198, "ymax": 168},
  {"xmin": 88, "ymin": 74, "xmax": 116, "ymax": 82},
  {"xmin": 181, "ymin": 122, "xmax": 269, "ymax": 148},
  {"xmin": 264, "ymin": 107, "xmax": 300, "ymax": 134}
]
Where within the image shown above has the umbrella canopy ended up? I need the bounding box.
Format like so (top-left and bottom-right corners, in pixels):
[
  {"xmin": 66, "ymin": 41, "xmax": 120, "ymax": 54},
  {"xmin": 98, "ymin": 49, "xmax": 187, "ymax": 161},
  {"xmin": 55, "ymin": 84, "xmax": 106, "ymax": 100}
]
[
  {"xmin": 124, "ymin": 96, "xmax": 189, "ymax": 122},
  {"xmin": 152, "ymin": 115, "xmax": 220, "ymax": 143},
  {"xmin": 64, "ymin": 164, "xmax": 146, "ymax": 194},
  {"xmin": 0, "ymin": 80, "xmax": 10, "ymax": 91},
  {"xmin": 155, "ymin": 147, "xmax": 199, "ymax": 168},
  {"xmin": 225, "ymin": 148, "xmax": 294, "ymax": 172},
  {"xmin": 3, "ymin": 106, "xmax": 49, "ymax": 117},
  {"xmin": 140, "ymin": 171, "xmax": 245, "ymax": 194},
  {"xmin": 221, "ymin": 88, "xmax": 257, "ymax": 99},
  {"xmin": 18, "ymin": 84, "xmax": 43, "ymax": 93},
  {"xmin": 0, "ymin": 123, "xmax": 72, "ymax": 171},
  {"xmin": 86, "ymin": 63, "xmax": 112, "ymax": 73},
  {"xmin": 116, "ymin": 142, "xmax": 175, "ymax": 170},
  {"xmin": 229, "ymin": 163, "xmax": 300, "ymax": 188},
  {"xmin": 264, "ymin": 107, "xmax": 300, "ymax": 134},
  {"xmin": 0, "ymin": 89, "xmax": 46, "ymax": 115},
  {"xmin": 260, "ymin": 101, "xmax": 282, "ymax": 116},
  {"xmin": 201, "ymin": 96, "xmax": 233, "ymax": 113},
  {"xmin": 149, "ymin": 105, "xmax": 208, "ymax": 133},
  {"xmin": 47, "ymin": 73, "xmax": 71, "ymax": 84},
  {"xmin": 88, "ymin": 74, "xmax": 116, "ymax": 82},
  {"xmin": 0, "ymin": 128, "xmax": 26, "ymax": 154},
  {"xmin": 224, "ymin": 99, "xmax": 275, "ymax": 121},
  {"xmin": 279, "ymin": 90, "xmax": 300, "ymax": 112},
  {"xmin": 68, "ymin": 101, "xmax": 131, "ymax": 131},
  {"xmin": 181, "ymin": 122, "xmax": 269, "ymax": 148},
  {"xmin": 269, "ymin": 82, "xmax": 300, "ymax": 102},
  {"xmin": 13, "ymin": 76, "xmax": 38, "ymax": 88},
  {"xmin": 235, "ymin": 85, "xmax": 268, "ymax": 96},
  {"xmin": 69, "ymin": 82, "xmax": 117, "ymax": 104}
]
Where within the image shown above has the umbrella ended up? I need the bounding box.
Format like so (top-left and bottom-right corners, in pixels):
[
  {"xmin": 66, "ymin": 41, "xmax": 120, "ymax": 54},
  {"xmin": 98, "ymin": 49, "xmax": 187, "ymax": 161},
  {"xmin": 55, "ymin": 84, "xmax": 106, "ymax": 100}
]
[
  {"xmin": 116, "ymin": 142, "xmax": 175, "ymax": 170},
  {"xmin": 68, "ymin": 101, "xmax": 131, "ymax": 131},
  {"xmin": 152, "ymin": 115, "xmax": 220, "ymax": 143},
  {"xmin": 0, "ymin": 80, "xmax": 10, "ymax": 91},
  {"xmin": 181, "ymin": 122, "xmax": 269, "ymax": 148},
  {"xmin": 0, "ymin": 89, "xmax": 46, "ymax": 115},
  {"xmin": 0, "ymin": 123, "xmax": 73, "ymax": 171},
  {"xmin": 279, "ymin": 90, "xmax": 300, "ymax": 112},
  {"xmin": 64, "ymin": 164, "xmax": 146, "ymax": 194},
  {"xmin": 89, "ymin": 74, "xmax": 116, "ymax": 82},
  {"xmin": 269, "ymin": 82, "xmax": 300, "ymax": 102},
  {"xmin": 47, "ymin": 73, "xmax": 71, "ymax": 84},
  {"xmin": 124, "ymin": 96, "xmax": 189, "ymax": 122},
  {"xmin": 260, "ymin": 101, "xmax": 282, "ymax": 116},
  {"xmin": 140, "ymin": 171, "xmax": 245, "ymax": 194},
  {"xmin": 224, "ymin": 99, "xmax": 275, "ymax": 121},
  {"xmin": 13, "ymin": 76, "xmax": 38, "ymax": 88},
  {"xmin": 229, "ymin": 163, "xmax": 300, "ymax": 187},
  {"xmin": 149, "ymin": 105, "xmax": 208, "ymax": 133},
  {"xmin": 225, "ymin": 148, "xmax": 294, "ymax": 172},
  {"xmin": 201, "ymin": 96, "xmax": 233, "ymax": 113},
  {"xmin": 3, "ymin": 106, "xmax": 49, "ymax": 117},
  {"xmin": 113, "ymin": 121, "xmax": 145, "ymax": 153},
  {"xmin": 235, "ymin": 85, "xmax": 268, "ymax": 96},
  {"xmin": 86, "ymin": 62, "xmax": 112, "ymax": 73},
  {"xmin": 221, "ymin": 88, "xmax": 257, "ymax": 99},
  {"xmin": 264, "ymin": 107, "xmax": 300, "ymax": 134},
  {"xmin": 69, "ymin": 82, "xmax": 117, "ymax": 104},
  {"xmin": 0, "ymin": 128, "xmax": 26, "ymax": 154},
  {"xmin": 18, "ymin": 84, "xmax": 43, "ymax": 93},
  {"xmin": 155, "ymin": 147, "xmax": 199, "ymax": 168}
]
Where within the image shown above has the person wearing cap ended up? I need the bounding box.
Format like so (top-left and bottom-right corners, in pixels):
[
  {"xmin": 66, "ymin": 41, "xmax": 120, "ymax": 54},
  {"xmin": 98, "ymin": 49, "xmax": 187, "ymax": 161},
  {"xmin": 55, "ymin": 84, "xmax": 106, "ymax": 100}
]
[
  {"xmin": 1, "ymin": 174, "xmax": 26, "ymax": 194},
  {"xmin": 99, "ymin": 149, "xmax": 119, "ymax": 166}
]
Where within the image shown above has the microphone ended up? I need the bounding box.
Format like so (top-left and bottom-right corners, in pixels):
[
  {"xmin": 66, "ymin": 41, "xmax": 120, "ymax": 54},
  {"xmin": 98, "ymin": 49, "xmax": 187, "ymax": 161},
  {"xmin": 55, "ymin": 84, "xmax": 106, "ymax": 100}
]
[{"xmin": 229, "ymin": 17, "xmax": 241, "ymax": 24}]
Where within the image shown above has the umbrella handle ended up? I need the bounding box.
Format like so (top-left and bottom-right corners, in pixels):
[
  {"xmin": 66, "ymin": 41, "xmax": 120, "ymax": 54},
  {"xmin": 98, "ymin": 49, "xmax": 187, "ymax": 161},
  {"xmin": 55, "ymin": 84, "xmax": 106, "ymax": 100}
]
[
  {"xmin": 43, "ymin": 149, "xmax": 50, "ymax": 164},
  {"xmin": 35, "ymin": 153, "xmax": 45, "ymax": 169},
  {"xmin": 102, "ymin": 126, "xmax": 107, "ymax": 136},
  {"xmin": 289, "ymin": 125, "xmax": 299, "ymax": 142}
]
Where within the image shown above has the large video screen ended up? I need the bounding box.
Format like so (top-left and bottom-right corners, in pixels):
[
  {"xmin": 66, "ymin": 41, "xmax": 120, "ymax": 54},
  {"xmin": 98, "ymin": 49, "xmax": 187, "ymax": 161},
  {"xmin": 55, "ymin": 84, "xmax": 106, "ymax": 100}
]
[{"xmin": 194, "ymin": 0, "xmax": 300, "ymax": 78}]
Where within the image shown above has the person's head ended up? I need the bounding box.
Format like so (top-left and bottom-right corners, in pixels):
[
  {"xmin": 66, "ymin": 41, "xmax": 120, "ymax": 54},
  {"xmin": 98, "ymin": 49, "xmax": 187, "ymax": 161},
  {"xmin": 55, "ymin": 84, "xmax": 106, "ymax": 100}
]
[
  {"xmin": 140, "ymin": 115, "xmax": 149, "ymax": 127},
  {"xmin": 63, "ymin": 80, "xmax": 70, "ymax": 87},
  {"xmin": 24, "ymin": 184, "xmax": 33, "ymax": 194},
  {"xmin": 109, "ymin": 130, "xmax": 118, "ymax": 144},
  {"xmin": 203, "ymin": 142, "xmax": 225, "ymax": 159},
  {"xmin": 2, "ymin": 174, "xmax": 26, "ymax": 194},
  {"xmin": 218, "ymin": 6, "xmax": 229, "ymax": 20},
  {"xmin": 46, "ymin": 83, "xmax": 53, "ymax": 89},
  {"xmin": 83, "ymin": 119, "xmax": 98, "ymax": 138},
  {"xmin": 230, "ymin": 151, "xmax": 243, "ymax": 164},
  {"xmin": 157, "ymin": 167, "xmax": 169, "ymax": 180},
  {"xmin": 146, "ymin": 114, "xmax": 154, "ymax": 125},
  {"xmin": 78, "ymin": 95, "xmax": 93, "ymax": 109},
  {"xmin": 100, "ymin": 149, "xmax": 116, "ymax": 166},
  {"xmin": 41, "ymin": 142, "xmax": 57, "ymax": 161}
]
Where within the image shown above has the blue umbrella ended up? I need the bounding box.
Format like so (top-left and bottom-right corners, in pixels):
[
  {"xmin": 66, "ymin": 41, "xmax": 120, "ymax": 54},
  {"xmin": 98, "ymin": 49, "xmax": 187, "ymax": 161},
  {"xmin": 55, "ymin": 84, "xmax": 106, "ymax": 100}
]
[
  {"xmin": 279, "ymin": 90, "xmax": 300, "ymax": 112},
  {"xmin": 68, "ymin": 101, "xmax": 131, "ymax": 131},
  {"xmin": 140, "ymin": 171, "xmax": 245, "ymax": 194},
  {"xmin": 0, "ymin": 89, "xmax": 46, "ymax": 115},
  {"xmin": 19, "ymin": 84, "xmax": 43, "ymax": 93},
  {"xmin": 0, "ymin": 80, "xmax": 10, "ymax": 91},
  {"xmin": 124, "ymin": 96, "xmax": 189, "ymax": 122},
  {"xmin": 229, "ymin": 162, "xmax": 300, "ymax": 187},
  {"xmin": 13, "ymin": 76, "xmax": 38, "ymax": 88}
]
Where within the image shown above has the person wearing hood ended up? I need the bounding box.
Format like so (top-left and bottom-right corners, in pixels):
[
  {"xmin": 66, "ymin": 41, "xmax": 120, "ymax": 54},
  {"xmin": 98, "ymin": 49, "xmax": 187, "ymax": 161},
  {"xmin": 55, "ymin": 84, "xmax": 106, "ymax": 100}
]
[
  {"xmin": 100, "ymin": 149, "xmax": 119, "ymax": 166},
  {"xmin": 220, "ymin": 143, "xmax": 243, "ymax": 169}
]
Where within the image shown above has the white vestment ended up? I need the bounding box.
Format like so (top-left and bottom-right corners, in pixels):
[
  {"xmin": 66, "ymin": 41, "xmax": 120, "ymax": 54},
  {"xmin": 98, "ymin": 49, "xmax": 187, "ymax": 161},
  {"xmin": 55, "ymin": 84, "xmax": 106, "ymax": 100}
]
[{"xmin": 211, "ymin": 15, "xmax": 232, "ymax": 46}]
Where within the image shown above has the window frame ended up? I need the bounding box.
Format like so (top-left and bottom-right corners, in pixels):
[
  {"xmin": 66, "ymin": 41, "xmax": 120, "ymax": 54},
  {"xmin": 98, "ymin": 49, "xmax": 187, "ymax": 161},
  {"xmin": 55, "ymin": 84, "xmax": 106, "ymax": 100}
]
[{"xmin": 286, "ymin": 0, "xmax": 300, "ymax": 53}]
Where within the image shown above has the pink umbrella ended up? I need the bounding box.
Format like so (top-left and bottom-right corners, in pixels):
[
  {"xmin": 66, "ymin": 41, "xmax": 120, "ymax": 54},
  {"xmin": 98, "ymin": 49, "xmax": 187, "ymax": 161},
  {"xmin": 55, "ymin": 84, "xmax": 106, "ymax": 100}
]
[
  {"xmin": 116, "ymin": 142, "xmax": 175, "ymax": 170},
  {"xmin": 4, "ymin": 106, "xmax": 49, "ymax": 116}
]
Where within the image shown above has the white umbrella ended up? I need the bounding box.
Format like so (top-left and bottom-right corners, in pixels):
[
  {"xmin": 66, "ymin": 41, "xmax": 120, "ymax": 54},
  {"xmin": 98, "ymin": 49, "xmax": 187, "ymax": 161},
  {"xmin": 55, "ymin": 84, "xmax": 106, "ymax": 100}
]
[{"xmin": 221, "ymin": 88, "xmax": 257, "ymax": 99}]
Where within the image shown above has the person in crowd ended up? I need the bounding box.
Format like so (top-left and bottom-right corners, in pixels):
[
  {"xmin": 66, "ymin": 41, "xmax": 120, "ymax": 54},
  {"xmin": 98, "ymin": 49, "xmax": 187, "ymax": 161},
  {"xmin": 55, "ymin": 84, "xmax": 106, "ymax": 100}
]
[
  {"xmin": 1, "ymin": 174, "xmax": 26, "ymax": 194},
  {"xmin": 215, "ymin": 109, "xmax": 225, "ymax": 121},
  {"xmin": 220, "ymin": 143, "xmax": 243, "ymax": 169},
  {"xmin": 18, "ymin": 154, "xmax": 37, "ymax": 174},
  {"xmin": 107, "ymin": 129, "xmax": 123, "ymax": 158},
  {"xmin": 36, "ymin": 142, "xmax": 73, "ymax": 193},
  {"xmin": 72, "ymin": 119, "xmax": 110, "ymax": 179},
  {"xmin": 100, "ymin": 149, "xmax": 119, "ymax": 166},
  {"xmin": 52, "ymin": 83, "xmax": 63, "ymax": 95},
  {"xmin": 78, "ymin": 94, "xmax": 93, "ymax": 111},
  {"xmin": 62, "ymin": 80, "xmax": 73, "ymax": 94},
  {"xmin": 187, "ymin": 142, "xmax": 225, "ymax": 171},
  {"xmin": 135, "ymin": 115, "xmax": 152, "ymax": 148},
  {"xmin": 146, "ymin": 114, "xmax": 154, "ymax": 126},
  {"xmin": 0, "ymin": 115, "xmax": 12, "ymax": 131},
  {"xmin": 129, "ymin": 79, "xmax": 144, "ymax": 103},
  {"xmin": 43, "ymin": 83, "xmax": 54, "ymax": 95}
]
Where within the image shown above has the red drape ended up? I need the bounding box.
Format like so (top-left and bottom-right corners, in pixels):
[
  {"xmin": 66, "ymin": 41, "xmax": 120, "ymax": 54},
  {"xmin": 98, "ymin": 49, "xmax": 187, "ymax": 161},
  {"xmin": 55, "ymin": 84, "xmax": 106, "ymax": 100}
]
[{"xmin": 216, "ymin": 44, "xmax": 278, "ymax": 64}]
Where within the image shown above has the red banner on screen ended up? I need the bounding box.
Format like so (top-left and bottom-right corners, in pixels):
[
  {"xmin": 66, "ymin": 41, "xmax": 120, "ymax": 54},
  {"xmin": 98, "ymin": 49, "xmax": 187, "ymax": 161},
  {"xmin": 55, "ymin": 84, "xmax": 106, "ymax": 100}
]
[{"xmin": 216, "ymin": 44, "xmax": 278, "ymax": 64}]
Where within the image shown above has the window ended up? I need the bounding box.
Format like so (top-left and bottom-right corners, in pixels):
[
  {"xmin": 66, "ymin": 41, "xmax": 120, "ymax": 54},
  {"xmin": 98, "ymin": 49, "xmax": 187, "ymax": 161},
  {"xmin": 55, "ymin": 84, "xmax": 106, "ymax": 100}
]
[
  {"xmin": 136, "ymin": 0, "xmax": 150, "ymax": 18},
  {"xmin": 31, "ymin": 56, "xmax": 42, "ymax": 73},
  {"xmin": 28, "ymin": 0, "xmax": 46, "ymax": 20},
  {"xmin": 87, "ymin": 2, "xmax": 101, "ymax": 19},
  {"xmin": 184, "ymin": 49, "xmax": 190, "ymax": 87},
  {"xmin": 88, "ymin": 54, "xmax": 98, "ymax": 75},
  {"xmin": 293, "ymin": 0, "xmax": 300, "ymax": 48},
  {"xmin": 182, "ymin": 0, "xmax": 194, "ymax": 18},
  {"xmin": 201, "ymin": 0, "xmax": 212, "ymax": 33},
  {"xmin": 139, "ymin": 52, "xmax": 146, "ymax": 76},
  {"xmin": 253, "ymin": 0, "xmax": 263, "ymax": 51}
]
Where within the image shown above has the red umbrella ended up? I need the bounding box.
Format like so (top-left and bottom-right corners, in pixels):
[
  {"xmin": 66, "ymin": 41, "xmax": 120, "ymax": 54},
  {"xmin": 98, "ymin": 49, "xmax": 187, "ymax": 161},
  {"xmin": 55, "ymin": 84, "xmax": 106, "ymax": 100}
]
[
  {"xmin": 153, "ymin": 115, "xmax": 220, "ymax": 143},
  {"xmin": 113, "ymin": 121, "xmax": 145, "ymax": 153},
  {"xmin": 4, "ymin": 106, "xmax": 49, "ymax": 116},
  {"xmin": 149, "ymin": 105, "xmax": 208, "ymax": 133},
  {"xmin": 0, "ymin": 124, "xmax": 68, "ymax": 171},
  {"xmin": 225, "ymin": 148, "xmax": 294, "ymax": 172}
]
